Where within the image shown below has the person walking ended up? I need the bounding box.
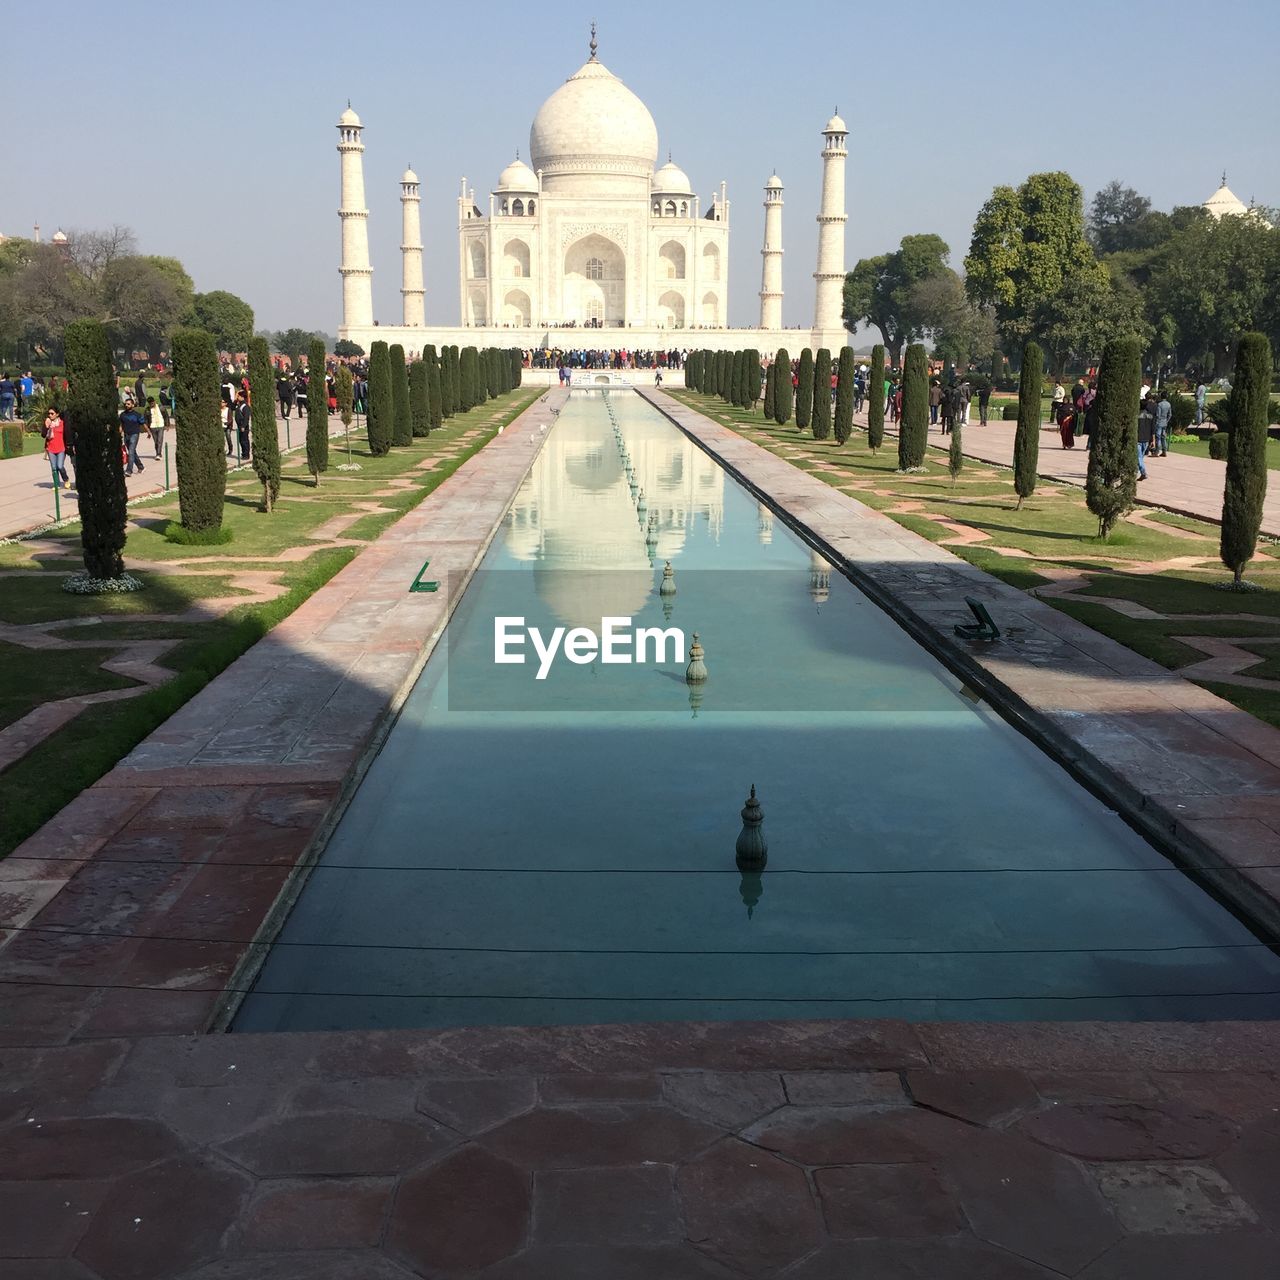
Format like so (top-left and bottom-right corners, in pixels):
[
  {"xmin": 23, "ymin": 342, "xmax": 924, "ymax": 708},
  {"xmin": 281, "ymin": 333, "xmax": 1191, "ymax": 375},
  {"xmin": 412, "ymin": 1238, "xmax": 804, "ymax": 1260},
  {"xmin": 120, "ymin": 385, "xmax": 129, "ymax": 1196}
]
[
  {"xmin": 929, "ymin": 379, "xmax": 942, "ymax": 425},
  {"xmin": 1154, "ymin": 390, "xmax": 1172, "ymax": 457},
  {"xmin": 233, "ymin": 390, "xmax": 252, "ymax": 461},
  {"xmin": 43, "ymin": 406, "xmax": 71, "ymax": 488},
  {"xmin": 133, "ymin": 372, "xmax": 146, "ymax": 409},
  {"xmin": 0, "ymin": 372, "xmax": 14, "ymax": 421},
  {"xmin": 1137, "ymin": 396, "xmax": 1153, "ymax": 480},
  {"xmin": 940, "ymin": 385, "xmax": 955, "ymax": 436},
  {"xmin": 978, "ymin": 380, "xmax": 991, "ymax": 426},
  {"xmin": 120, "ymin": 398, "xmax": 147, "ymax": 476},
  {"xmin": 146, "ymin": 396, "xmax": 166, "ymax": 459},
  {"xmin": 276, "ymin": 372, "xmax": 294, "ymax": 420},
  {"xmin": 958, "ymin": 379, "xmax": 972, "ymax": 426},
  {"xmin": 1195, "ymin": 379, "xmax": 1208, "ymax": 426},
  {"xmin": 1050, "ymin": 378, "xmax": 1065, "ymax": 428}
]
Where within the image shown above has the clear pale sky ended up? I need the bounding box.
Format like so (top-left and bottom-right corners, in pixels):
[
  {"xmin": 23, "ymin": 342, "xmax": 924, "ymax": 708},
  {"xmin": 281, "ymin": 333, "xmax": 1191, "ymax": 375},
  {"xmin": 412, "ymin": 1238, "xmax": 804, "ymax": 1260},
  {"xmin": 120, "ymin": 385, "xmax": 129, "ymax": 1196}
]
[{"xmin": 11, "ymin": 0, "xmax": 1276, "ymax": 334}]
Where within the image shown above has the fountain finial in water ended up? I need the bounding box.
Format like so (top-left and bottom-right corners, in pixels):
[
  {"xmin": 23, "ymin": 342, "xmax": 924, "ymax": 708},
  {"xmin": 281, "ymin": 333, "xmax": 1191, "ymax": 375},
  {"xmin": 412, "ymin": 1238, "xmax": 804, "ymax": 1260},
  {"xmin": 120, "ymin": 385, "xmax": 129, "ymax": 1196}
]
[
  {"xmin": 685, "ymin": 632, "xmax": 708, "ymax": 684},
  {"xmin": 735, "ymin": 784, "xmax": 767, "ymax": 869}
]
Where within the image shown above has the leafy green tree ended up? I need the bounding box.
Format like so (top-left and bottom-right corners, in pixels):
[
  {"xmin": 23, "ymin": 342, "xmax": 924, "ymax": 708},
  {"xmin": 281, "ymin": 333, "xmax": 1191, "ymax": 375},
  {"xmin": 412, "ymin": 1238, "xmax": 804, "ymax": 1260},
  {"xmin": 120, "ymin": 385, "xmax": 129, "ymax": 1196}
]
[
  {"xmin": 795, "ymin": 348, "xmax": 814, "ymax": 429},
  {"xmin": 271, "ymin": 328, "xmax": 322, "ymax": 362},
  {"xmin": 965, "ymin": 172, "xmax": 1108, "ymax": 348},
  {"xmin": 842, "ymin": 234, "xmax": 952, "ymax": 368},
  {"xmin": 306, "ymin": 338, "xmax": 329, "ymax": 482},
  {"xmin": 1220, "ymin": 332, "xmax": 1273, "ymax": 585},
  {"xmin": 187, "ymin": 290, "xmax": 254, "ymax": 353},
  {"xmin": 867, "ymin": 344, "xmax": 886, "ymax": 452},
  {"xmin": 333, "ymin": 338, "xmax": 364, "ymax": 357},
  {"xmin": 908, "ymin": 270, "xmax": 997, "ymax": 368},
  {"xmin": 1148, "ymin": 213, "xmax": 1280, "ymax": 375},
  {"xmin": 409, "ymin": 359, "xmax": 429, "ymax": 437},
  {"xmin": 1013, "ymin": 341, "xmax": 1043, "ymax": 508},
  {"xmin": 248, "ymin": 336, "xmax": 281, "ymax": 511},
  {"xmin": 834, "ymin": 347, "xmax": 855, "ymax": 444},
  {"xmin": 64, "ymin": 319, "xmax": 127, "ymax": 578},
  {"xmin": 898, "ymin": 344, "xmax": 928, "ymax": 468},
  {"xmin": 389, "ymin": 344, "xmax": 412, "ymax": 445},
  {"xmin": 366, "ymin": 340, "xmax": 393, "ymax": 456},
  {"xmin": 100, "ymin": 255, "xmax": 193, "ymax": 359},
  {"xmin": 1033, "ymin": 270, "xmax": 1148, "ymax": 375},
  {"xmin": 1086, "ymin": 181, "xmax": 1154, "ymax": 254},
  {"xmin": 774, "ymin": 349, "xmax": 791, "ymax": 424},
  {"xmin": 171, "ymin": 327, "xmax": 225, "ymax": 532},
  {"xmin": 811, "ymin": 349, "xmax": 832, "ymax": 440},
  {"xmin": 424, "ymin": 345, "xmax": 443, "ymax": 430},
  {"xmin": 1085, "ymin": 336, "xmax": 1141, "ymax": 538}
]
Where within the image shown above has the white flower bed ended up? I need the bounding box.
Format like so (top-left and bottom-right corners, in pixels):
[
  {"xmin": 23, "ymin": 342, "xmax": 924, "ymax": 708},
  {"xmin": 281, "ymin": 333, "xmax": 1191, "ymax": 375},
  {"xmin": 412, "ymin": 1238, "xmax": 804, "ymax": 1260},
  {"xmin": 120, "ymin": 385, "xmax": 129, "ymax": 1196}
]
[{"xmin": 62, "ymin": 571, "xmax": 145, "ymax": 595}]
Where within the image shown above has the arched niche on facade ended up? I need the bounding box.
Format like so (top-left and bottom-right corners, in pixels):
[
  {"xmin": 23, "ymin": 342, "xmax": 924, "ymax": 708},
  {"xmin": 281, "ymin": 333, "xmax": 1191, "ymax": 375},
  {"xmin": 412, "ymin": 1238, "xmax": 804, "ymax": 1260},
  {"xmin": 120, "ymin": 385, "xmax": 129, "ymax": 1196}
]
[
  {"xmin": 469, "ymin": 286, "xmax": 488, "ymax": 326},
  {"xmin": 504, "ymin": 289, "xmax": 531, "ymax": 326},
  {"xmin": 657, "ymin": 290, "xmax": 686, "ymax": 329},
  {"xmin": 564, "ymin": 233, "xmax": 625, "ymax": 327},
  {"xmin": 659, "ymin": 241, "xmax": 686, "ymax": 280},
  {"xmin": 701, "ymin": 242, "xmax": 720, "ymax": 282},
  {"xmin": 469, "ymin": 241, "xmax": 487, "ymax": 279},
  {"xmin": 504, "ymin": 239, "xmax": 531, "ymax": 278},
  {"xmin": 701, "ymin": 291, "xmax": 718, "ymax": 326}
]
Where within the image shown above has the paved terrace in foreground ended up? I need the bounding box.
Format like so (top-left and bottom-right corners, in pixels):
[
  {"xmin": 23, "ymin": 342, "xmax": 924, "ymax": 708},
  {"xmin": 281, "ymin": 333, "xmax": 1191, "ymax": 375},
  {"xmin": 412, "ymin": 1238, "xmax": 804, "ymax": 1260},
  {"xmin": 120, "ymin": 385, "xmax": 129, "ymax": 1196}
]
[{"xmin": 0, "ymin": 387, "xmax": 1278, "ymax": 1277}]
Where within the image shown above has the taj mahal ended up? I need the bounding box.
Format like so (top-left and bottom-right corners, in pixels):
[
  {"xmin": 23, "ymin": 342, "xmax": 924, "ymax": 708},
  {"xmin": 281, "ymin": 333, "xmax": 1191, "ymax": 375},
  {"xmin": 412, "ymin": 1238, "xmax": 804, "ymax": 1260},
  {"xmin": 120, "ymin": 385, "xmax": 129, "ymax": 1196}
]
[{"xmin": 335, "ymin": 30, "xmax": 849, "ymax": 356}]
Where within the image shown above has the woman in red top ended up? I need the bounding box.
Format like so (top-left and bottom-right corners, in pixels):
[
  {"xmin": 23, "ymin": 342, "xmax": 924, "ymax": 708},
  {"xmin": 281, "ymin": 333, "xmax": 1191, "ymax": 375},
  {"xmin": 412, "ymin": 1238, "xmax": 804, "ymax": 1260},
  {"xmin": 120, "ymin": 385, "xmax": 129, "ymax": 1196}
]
[{"xmin": 43, "ymin": 407, "xmax": 70, "ymax": 488}]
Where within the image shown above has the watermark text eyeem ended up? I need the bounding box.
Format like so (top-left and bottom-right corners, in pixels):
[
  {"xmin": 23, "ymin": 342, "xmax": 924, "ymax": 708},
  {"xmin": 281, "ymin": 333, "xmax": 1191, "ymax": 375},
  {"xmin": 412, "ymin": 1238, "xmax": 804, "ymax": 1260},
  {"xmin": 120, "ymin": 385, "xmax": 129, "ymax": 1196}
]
[{"xmin": 494, "ymin": 616, "xmax": 686, "ymax": 679}]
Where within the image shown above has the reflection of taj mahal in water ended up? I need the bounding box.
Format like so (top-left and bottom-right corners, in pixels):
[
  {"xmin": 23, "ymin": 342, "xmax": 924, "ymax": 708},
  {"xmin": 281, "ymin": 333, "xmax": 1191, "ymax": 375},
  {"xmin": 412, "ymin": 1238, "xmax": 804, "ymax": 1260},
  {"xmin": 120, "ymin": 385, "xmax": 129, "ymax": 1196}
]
[{"xmin": 336, "ymin": 28, "xmax": 848, "ymax": 356}]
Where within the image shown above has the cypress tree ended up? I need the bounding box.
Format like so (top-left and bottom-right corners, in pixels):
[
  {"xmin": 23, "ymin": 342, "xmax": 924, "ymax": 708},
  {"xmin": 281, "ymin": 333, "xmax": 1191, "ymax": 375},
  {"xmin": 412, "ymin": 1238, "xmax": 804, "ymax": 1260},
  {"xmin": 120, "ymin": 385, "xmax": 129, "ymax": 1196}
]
[
  {"xmin": 441, "ymin": 346, "xmax": 456, "ymax": 418},
  {"xmin": 726, "ymin": 351, "xmax": 739, "ymax": 405},
  {"xmin": 717, "ymin": 350, "xmax": 728, "ymax": 399},
  {"xmin": 1085, "ymin": 336, "xmax": 1142, "ymax": 539},
  {"xmin": 335, "ymin": 364, "xmax": 355, "ymax": 463},
  {"xmin": 743, "ymin": 350, "xmax": 761, "ymax": 408},
  {"xmin": 1220, "ymin": 332, "xmax": 1273, "ymax": 586},
  {"xmin": 949, "ymin": 421, "xmax": 964, "ymax": 485},
  {"xmin": 464, "ymin": 347, "xmax": 480, "ymax": 410},
  {"xmin": 688, "ymin": 350, "xmax": 701, "ymax": 392},
  {"xmin": 64, "ymin": 319, "xmax": 127, "ymax": 579},
  {"xmin": 707, "ymin": 350, "xmax": 717, "ymax": 396},
  {"xmin": 510, "ymin": 348, "xmax": 523, "ymax": 389},
  {"xmin": 763, "ymin": 362, "xmax": 777, "ymax": 422},
  {"xmin": 425, "ymin": 346, "xmax": 443, "ymax": 430},
  {"xmin": 409, "ymin": 359, "xmax": 429, "ymax": 436},
  {"xmin": 774, "ymin": 349, "xmax": 791, "ymax": 425},
  {"xmin": 1013, "ymin": 341, "xmax": 1044, "ymax": 509},
  {"xmin": 306, "ymin": 338, "xmax": 330, "ymax": 482},
  {"xmin": 171, "ymin": 327, "xmax": 225, "ymax": 532},
  {"xmin": 488, "ymin": 349, "xmax": 501, "ymax": 398},
  {"xmin": 811, "ymin": 349, "xmax": 832, "ymax": 440},
  {"xmin": 796, "ymin": 348, "xmax": 814, "ymax": 430},
  {"xmin": 389, "ymin": 343, "xmax": 412, "ymax": 445},
  {"xmin": 867, "ymin": 344, "xmax": 886, "ymax": 453},
  {"xmin": 366, "ymin": 340, "xmax": 393, "ymax": 456},
  {"xmin": 834, "ymin": 347, "xmax": 855, "ymax": 445},
  {"xmin": 898, "ymin": 344, "xmax": 928, "ymax": 468},
  {"xmin": 248, "ymin": 336, "xmax": 281, "ymax": 511}
]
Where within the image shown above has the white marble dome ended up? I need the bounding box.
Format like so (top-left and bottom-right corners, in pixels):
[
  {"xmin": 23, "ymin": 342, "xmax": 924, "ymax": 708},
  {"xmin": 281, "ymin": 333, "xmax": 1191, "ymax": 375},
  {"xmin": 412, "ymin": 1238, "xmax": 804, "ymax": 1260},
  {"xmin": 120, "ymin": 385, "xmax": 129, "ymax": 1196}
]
[
  {"xmin": 339, "ymin": 105, "xmax": 361, "ymax": 127},
  {"xmin": 529, "ymin": 57, "xmax": 659, "ymax": 193},
  {"xmin": 823, "ymin": 113, "xmax": 847, "ymax": 134},
  {"xmin": 651, "ymin": 160, "xmax": 692, "ymax": 194},
  {"xmin": 496, "ymin": 155, "xmax": 538, "ymax": 192}
]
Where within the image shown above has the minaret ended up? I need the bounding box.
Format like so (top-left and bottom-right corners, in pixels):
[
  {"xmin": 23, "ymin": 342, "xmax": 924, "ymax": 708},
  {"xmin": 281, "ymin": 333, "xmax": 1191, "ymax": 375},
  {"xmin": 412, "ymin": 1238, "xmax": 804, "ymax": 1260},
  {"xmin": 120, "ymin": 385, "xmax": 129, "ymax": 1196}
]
[
  {"xmin": 337, "ymin": 103, "xmax": 373, "ymax": 330},
  {"xmin": 400, "ymin": 166, "xmax": 425, "ymax": 327},
  {"xmin": 759, "ymin": 173, "xmax": 784, "ymax": 330},
  {"xmin": 812, "ymin": 110, "xmax": 848, "ymax": 339}
]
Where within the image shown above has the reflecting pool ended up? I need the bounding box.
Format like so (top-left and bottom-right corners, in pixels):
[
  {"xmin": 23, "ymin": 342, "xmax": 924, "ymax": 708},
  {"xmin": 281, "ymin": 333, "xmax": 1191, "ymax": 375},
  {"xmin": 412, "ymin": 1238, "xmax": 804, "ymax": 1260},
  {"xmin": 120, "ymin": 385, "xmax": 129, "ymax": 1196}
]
[{"xmin": 233, "ymin": 391, "xmax": 1280, "ymax": 1031}]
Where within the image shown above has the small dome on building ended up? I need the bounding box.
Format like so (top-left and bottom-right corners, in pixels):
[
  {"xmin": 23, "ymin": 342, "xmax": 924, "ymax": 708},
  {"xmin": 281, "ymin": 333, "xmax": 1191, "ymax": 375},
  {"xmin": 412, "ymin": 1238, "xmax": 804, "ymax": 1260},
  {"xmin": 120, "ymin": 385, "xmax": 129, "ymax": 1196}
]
[
  {"xmin": 651, "ymin": 160, "xmax": 693, "ymax": 195},
  {"xmin": 51, "ymin": 229, "xmax": 68, "ymax": 244},
  {"xmin": 401, "ymin": 167, "xmax": 419, "ymax": 185},
  {"xmin": 765, "ymin": 173, "xmax": 783, "ymax": 190},
  {"xmin": 823, "ymin": 113, "xmax": 847, "ymax": 134},
  {"xmin": 339, "ymin": 105, "xmax": 361, "ymax": 127},
  {"xmin": 1203, "ymin": 176, "xmax": 1249, "ymax": 219},
  {"xmin": 496, "ymin": 154, "xmax": 538, "ymax": 192}
]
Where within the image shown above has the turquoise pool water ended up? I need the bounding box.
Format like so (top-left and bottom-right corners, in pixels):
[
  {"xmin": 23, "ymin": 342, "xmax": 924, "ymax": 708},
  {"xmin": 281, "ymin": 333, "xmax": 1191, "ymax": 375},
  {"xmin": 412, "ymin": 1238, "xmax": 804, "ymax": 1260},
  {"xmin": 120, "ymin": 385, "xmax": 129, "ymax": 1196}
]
[{"xmin": 233, "ymin": 392, "xmax": 1280, "ymax": 1031}]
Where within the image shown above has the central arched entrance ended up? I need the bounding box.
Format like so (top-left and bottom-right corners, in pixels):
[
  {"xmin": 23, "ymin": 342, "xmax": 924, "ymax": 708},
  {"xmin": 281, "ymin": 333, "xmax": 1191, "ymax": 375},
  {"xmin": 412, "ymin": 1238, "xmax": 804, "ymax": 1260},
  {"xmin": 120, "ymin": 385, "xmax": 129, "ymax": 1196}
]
[{"xmin": 563, "ymin": 233, "xmax": 625, "ymax": 327}]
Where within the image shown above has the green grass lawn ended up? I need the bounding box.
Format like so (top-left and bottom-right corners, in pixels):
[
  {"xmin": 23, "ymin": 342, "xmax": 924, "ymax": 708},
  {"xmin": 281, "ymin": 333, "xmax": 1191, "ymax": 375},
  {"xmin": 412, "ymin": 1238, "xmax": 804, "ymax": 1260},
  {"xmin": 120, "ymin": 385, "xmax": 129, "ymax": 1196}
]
[
  {"xmin": 0, "ymin": 386, "xmax": 540, "ymax": 857},
  {"xmin": 1166, "ymin": 435, "xmax": 1280, "ymax": 466},
  {"xmin": 670, "ymin": 388, "xmax": 1280, "ymax": 731}
]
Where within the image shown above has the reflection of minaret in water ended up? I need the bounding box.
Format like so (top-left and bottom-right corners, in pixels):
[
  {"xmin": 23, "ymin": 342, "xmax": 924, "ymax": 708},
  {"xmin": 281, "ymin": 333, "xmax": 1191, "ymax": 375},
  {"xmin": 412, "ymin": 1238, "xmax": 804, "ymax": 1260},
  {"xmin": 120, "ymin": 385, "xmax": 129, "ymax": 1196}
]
[
  {"xmin": 757, "ymin": 501, "xmax": 773, "ymax": 545},
  {"xmin": 738, "ymin": 869, "xmax": 764, "ymax": 918},
  {"xmin": 809, "ymin": 548, "xmax": 831, "ymax": 607}
]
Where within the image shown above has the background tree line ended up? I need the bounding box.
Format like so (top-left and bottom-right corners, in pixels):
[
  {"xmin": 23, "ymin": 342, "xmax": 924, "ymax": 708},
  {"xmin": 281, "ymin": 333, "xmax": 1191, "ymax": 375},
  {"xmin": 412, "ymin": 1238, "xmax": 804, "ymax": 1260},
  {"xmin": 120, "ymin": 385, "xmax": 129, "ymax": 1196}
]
[
  {"xmin": 0, "ymin": 225, "xmax": 255, "ymax": 364},
  {"xmin": 844, "ymin": 173, "xmax": 1280, "ymax": 380}
]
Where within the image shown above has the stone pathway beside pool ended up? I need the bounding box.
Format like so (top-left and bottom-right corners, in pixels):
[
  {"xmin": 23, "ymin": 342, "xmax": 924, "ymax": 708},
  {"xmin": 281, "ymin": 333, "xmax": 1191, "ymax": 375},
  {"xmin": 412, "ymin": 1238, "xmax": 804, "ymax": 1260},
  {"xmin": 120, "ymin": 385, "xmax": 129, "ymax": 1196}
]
[{"xmin": 3, "ymin": 386, "xmax": 1280, "ymax": 1277}]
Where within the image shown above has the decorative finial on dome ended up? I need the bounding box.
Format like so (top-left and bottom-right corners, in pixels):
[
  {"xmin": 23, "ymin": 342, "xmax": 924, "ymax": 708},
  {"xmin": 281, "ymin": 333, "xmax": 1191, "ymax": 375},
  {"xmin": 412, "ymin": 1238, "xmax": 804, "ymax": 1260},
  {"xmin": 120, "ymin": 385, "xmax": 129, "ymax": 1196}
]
[
  {"xmin": 347, "ymin": 98, "xmax": 351, "ymax": 108},
  {"xmin": 1222, "ymin": 169, "xmax": 1227, "ymax": 186},
  {"xmin": 668, "ymin": 150, "xmax": 672, "ymax": 163},
  {"xmin": 589, "ymin": 19, "xmax": 598, "ymax": 59}
]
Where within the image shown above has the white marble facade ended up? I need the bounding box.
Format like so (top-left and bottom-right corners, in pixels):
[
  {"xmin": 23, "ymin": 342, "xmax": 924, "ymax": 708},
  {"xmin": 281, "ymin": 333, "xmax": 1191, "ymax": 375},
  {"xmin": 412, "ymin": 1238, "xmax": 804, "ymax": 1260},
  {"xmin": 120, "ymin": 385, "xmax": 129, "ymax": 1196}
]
[{"xmin": 337, "ymin": 34, "xmax": 849, "ymax": 354}]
